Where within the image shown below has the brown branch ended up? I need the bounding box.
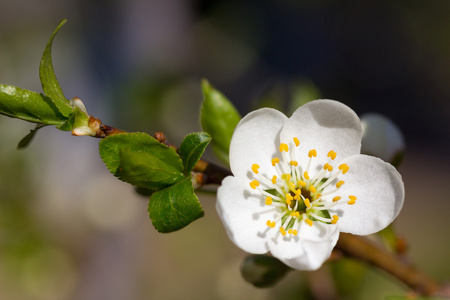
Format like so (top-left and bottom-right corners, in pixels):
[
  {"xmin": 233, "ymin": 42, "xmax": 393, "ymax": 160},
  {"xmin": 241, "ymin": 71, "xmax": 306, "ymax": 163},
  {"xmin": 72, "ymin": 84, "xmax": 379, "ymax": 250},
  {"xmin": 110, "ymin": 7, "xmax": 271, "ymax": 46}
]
[
  {"xmin": 192, "ymin": 159, "xmax": 232, "ymax": 185},
  {"xmin": 336, "ymin": 233, "xmax": 439, "ymax": 296}
]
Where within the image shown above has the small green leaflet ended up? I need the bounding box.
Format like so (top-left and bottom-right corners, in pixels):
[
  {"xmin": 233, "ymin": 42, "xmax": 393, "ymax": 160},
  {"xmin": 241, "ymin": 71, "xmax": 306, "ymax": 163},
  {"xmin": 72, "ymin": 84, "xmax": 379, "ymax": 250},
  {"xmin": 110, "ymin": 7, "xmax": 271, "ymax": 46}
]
[
  {"xmin": 0, "ymin": 85, "xmax": 69, "ymax": 125},
  {"xmin": 17, "ymin": 124, "xmax": 48, "ymax": 149},
  {"xmin": 99, "ymin": 132, "xmax": 186, "ymax": 190},
  {"xmin": 148, "ymin": 177, "xmax": 204, "ymax": 233},
  {"xmin": 39, "ymin": 19, "xmax": 73, "ymax": 118},
  {"xmin": 200, "ymin": 79, "xmax": 241, "ymax": 166},
  {"xmin": 117, "ymin": 149, "xmax": 186, "ymax": 190},
  {"xmin": 179, "ymin": 132, "xmax": 211, "ymax": 174}
]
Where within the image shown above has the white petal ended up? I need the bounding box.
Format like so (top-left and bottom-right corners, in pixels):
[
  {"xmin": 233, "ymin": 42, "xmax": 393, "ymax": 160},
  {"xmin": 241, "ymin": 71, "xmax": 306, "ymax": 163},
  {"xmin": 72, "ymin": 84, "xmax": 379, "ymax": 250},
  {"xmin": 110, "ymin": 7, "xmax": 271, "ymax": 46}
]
[
  {"xmin": 229, "ymin": 108, "xmax": 288, "ymax": 180},
  {"xmin": 329, "ymin": 155, "xmax": 404, "ymax": 235},
  {"xmin": 216, "ymin": 176, "xmax": 271, "ymax": 254},
  {"xmin": 280, "ymin": 100, "xmax": 362, "ymax": 174},
  {"xmin": 268, "ymin": 222, "xmax": 339, "ymax": 271}
]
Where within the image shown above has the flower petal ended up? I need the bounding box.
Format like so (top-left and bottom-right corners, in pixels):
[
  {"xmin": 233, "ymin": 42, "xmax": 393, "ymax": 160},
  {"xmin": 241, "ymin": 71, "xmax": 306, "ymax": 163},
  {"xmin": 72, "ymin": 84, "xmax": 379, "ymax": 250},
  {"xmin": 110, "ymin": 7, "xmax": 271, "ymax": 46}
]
[
  {"xmin": 230, "ymin": 108, "xmax": 288, "ymax": 180},
  {"xmin": 280, "ymin": 100, "xmax": 362, "ymax": 174},
  {"xmin": 216, "ymin": 176, "xmax": 271, "ymax": 254},
  {"xmin": 329, "ymin": 155, "xmax": 404, "ymax": 235},
  {"xmin": 268, "ymin": 222, "xmax": 339, "ymax": 270}
]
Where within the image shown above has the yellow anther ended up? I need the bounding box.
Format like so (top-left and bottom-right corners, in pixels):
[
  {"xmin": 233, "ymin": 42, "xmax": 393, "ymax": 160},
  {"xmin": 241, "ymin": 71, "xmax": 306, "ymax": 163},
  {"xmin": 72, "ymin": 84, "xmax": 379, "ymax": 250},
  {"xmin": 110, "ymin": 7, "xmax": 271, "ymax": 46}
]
[
  {"xmin": 304, "ymin": 198, "xmax": 311, "ymax": 208},
  {"xmin": 293, "ymin": 137, "xmax": 300, "ymax": 147},
  {"xmin": 251, "ymin": 164, "xmax": 260, "ymax": 174},
  {"xmin": 288, "ymin": 229, "xmax": 298, "ymax": 235},
  {"xmin": 327, "ymin": 150, "xmax": 337, "ymax": 160},
  {"xmin": 289, "ymin": 182, "xmax": 296, "ymax": 190},
  {"xmin": 290, "ymin": 160, "xmax": 298, "ymax": 166},
  {"xmin": 295, "ymin": 189, "xmax": 301, "ymax": 196},
  {"xmin": 308, "ymin": 149, "xmax": 317, "ymax": 158},
  {"xmin": 309, "ymin": 185, "xmax": 316, "ymax": 194},
  {"xmin": 348, "ymin": 195, "xmax": 357, "ymax": 205},
  {"xmin": 250, "ymin": 180, "xmax": 260, "ymax": 189},
  {"xmin": 303, "ymin": 172, "xmax": 310, "ymax": 180},
  {"xmin": 305, "ymin": 219, "xmax": 313, "ymax": 227},
  {"xmin": 280, "ymin": 227, "xmax": 287, "ymax": 236},
  {"xmin": 339, "ymin": 164, "xmax": 349, "ymax": 174},
  {"xmin": 331, "ymin": 215, "xmax": 339, "ymax": 224},
  {"xmin": 286, "ymin": 194, "xmax": 293, "ymax": 206},
  {"xmin": 271, "ymin": 157, "xmax": 280, "ymax": 166},
  {"xmin": 282, "ymin": 174, "xmax": 291, "ymax": 181},
  {"xmin": 332, "ymin": 196, "xmax": 341, "ymax": 202},
  {"xmin": 336, "ymin": 180, "xmax": 345, "ymax": 188},
  {"xmin": 267, "ymin": 220, "xmax": 276, "ymax": 228},
  {"xmin": 265, "ymin": 196, "xmax": 273, "ymax": 205},
  {"xmin": 279, "ymin": 143, "xmax": 289, "ymax": 152},
  {"xmin": 290, "ymin": 211, "xmax": 300, "ymax": 218},
  {"xmin": 298, "ymin": 180, "xmax": 306, "ymax": 187},
  {"xmin": 271, "ymin": 175, "xmax": 277, "ymax": 184},
  {"xmin": 323, "ymin": 163, "xmax": 333, "ymax": 172},
  {"xmin": 316, "ymin": 193, "xmax": 322, "ymax": 199}
]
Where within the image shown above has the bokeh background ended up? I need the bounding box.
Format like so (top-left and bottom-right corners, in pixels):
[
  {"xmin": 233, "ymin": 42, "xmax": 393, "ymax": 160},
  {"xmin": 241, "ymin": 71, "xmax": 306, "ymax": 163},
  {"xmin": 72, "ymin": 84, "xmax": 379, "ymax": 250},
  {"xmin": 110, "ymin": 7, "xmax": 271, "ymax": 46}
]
[{"xmin": 1, "ymin": 1, "xmax": 449, "ymax": 299}]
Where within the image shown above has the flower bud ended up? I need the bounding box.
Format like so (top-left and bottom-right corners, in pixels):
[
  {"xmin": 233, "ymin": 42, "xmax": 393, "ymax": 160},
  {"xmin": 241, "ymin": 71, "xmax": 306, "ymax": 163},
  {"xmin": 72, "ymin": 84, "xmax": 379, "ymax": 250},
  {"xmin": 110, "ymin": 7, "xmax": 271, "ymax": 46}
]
[
  {"xmin": 360, "ymin": 113, "xmax": 405, "ymax": 167},
  {"xmin": 240, "ymin": 255, "xmax": 290, "ymax": 288}
]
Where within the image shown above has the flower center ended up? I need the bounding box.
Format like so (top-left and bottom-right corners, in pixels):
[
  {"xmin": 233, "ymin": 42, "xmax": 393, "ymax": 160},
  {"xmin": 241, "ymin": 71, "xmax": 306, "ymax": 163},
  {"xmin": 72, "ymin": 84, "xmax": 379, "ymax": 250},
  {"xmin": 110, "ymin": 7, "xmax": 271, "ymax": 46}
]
[{"xmin": 249, "ymin": 137, "xmax": 357, "ymax": 237}]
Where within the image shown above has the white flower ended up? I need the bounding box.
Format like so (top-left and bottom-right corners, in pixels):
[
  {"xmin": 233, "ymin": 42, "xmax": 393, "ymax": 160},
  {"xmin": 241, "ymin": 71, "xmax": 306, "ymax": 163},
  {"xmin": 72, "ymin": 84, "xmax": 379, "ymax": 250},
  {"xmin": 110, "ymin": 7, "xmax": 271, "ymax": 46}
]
[
  {"xmin": 360, "ymin": 113, "xmax": 405, "ymax": 165},
  {"xmin": 216, "ymin": 100, "xmax": 404, "ymax": 271}
]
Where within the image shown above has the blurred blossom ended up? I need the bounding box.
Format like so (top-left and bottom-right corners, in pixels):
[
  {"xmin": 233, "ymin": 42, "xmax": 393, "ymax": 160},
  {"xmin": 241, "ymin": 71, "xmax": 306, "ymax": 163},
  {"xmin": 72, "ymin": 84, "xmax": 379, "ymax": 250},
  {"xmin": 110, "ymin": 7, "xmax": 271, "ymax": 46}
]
[{"xmin": 360, "ymin": 113, "xmax": 405, "ymax": 166}]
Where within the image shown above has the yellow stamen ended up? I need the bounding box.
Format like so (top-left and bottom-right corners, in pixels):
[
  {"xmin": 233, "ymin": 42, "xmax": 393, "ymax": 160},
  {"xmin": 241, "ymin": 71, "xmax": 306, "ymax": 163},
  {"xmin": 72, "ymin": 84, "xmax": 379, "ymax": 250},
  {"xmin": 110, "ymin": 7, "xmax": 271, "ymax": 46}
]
[
  {"xmin": 290, "ymin": 211, "xmax": 300, "ymax": 218},
  {"xmin": 271, "ymin": 175, "xmax": 277, "ymax": 184},
  {"xmin": 267, "ymin": 220, "xmax": 275, "ymax": 228},
  {"xmin": 336, "ymin": 180, "xmax": 345, "ymax": 188},
  {"xmin": 324, "ymin": 163, "xmax": 333, "ymax": 172},
  {"xmin": 288, "ymin": 229, "xmax": 298, "ymax": 235},
  {"xmin": 331, "ymin": 215, "xmax": 339, "ymax": 224},
  {"xmin": 279, "ymin": 143, "xmax": 289, "ymax": 152},
  {"xmin": 309, "ymin": 185, "xmax": 316, "ymax": 194},
  {"xmin": 251, "ymin": 164, "xmax": 260, "ymax": 174},
  {"xmin": 290, "ymin": 160, "xmax": 298, "ymax": 166},
  {"xmin": 271, "ymin": 157, "xmax": 280, "ymax": 166},
  {"xmin": 316, "ymin": 193, "xmax": 322, "ymax": 199},
  {"xmin": 305, "ymin": 219, "xmax": 313, "ymax": 227},
  {"xmin": 304, "ymin": 172, "xmax": 310, "ymax": 180},
  {"xmin": 289, "ymin": 182, "xmax": 296, "ymax": 189},
  {"xmin": 282, "ymin": 174, "xmax": 291, "ymax": 181},
  {"xmin": 308, "ymin": 149, "xmax": 317, "ymax": 158},
  {"xmin": 265, "ymin": 197, "xmax": 273, "ymax": 205},
  {"xmin": 286, "ymin": 194, "xmax": 293, "ymax": 206},
  {"xmin": 293, "ymin": 137, "xmax": 300, "ymax": 147},
  {"xmin": 304, "ymin": 198, "xmax": 311, "ymax": 208},
  {"xmin": 332, "ymin": 196, "xmax": 341, "ymax": 202},
  {"xmin": 280, "ymin": 227, "xmax": 286, "ymax": 236},
  {"xmin": 250, "ymin": 180, "xmax": 260, "ymax": 189},
  {"xmin": 298, "ymin": 180, "xmax": 306, "ymax": 187},
  {"xmin": 327, "ymin": 150, "xmax": 337, "ymax": 160},
  {"xmin": 348, "ymin": 195, "xmax": 357, "ymax": 205},
  {"xmin": 339, "ymin": 164, "xmax": 349, "ymax": 174}
]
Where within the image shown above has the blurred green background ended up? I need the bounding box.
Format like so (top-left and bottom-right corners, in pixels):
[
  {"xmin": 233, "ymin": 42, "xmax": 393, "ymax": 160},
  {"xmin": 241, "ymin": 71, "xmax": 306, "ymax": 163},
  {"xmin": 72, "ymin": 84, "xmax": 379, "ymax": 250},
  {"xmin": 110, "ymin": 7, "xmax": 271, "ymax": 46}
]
[{"xmin": 1, "ymin": 1, "xmax": 449, "ymax": 299}]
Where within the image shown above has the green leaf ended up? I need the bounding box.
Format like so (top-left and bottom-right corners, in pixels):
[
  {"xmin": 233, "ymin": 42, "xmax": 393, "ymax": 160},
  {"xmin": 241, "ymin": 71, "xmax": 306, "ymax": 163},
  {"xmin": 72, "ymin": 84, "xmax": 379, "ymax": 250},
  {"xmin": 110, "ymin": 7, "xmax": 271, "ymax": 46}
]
[
  {"xmin": 99, "ymin": 132, "xmax": 185, "ymax": 189},
  {"xmin": 39, "ymin": 19, "xmax": 73, "ymax": 118},
  {"xmin": 17, "ymin": 124, "xmax": 47, "ymax": 149},
  {"xmin": 148, "ymin": 177, "xmax": 204, "ymax": 233},
  {"xmin": 200, "ymin": 79, "xmax": 241, "ymax": 166},
  {"xmin": 117, "ymin": 148, "xmax": 186, "ymax": 189},
  {"xmin": 179, "ymin": 132, "xmax": 211, "ymax": 174},
  {"xmin": 0, "ymin": 85, "xmax": 70, "ymax": 125}
]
